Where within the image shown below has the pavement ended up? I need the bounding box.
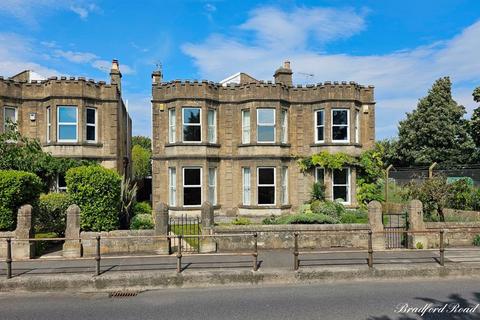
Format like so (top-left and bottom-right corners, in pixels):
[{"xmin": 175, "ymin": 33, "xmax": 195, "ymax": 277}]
[{"xmin": 1, "ymin": 278, "xmax": 480, "ymax": 319}]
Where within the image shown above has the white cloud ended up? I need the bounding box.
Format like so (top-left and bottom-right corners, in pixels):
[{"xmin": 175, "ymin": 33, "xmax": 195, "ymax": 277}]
[{"xmin": 182, "ymin": 6, "xmax": 480, "ymax": 138}]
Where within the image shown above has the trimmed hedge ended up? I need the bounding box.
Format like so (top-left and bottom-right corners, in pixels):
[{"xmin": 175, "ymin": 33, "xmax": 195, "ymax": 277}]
[
  {"xmin": 130, "ymin": 214, "xmax": 154, "ymax": 230},
  {"xmin": 132, "ymin": 201, "xmax": 152, "ymax": 216},
  {"xmin": 0, "ymin": 170, "xmax": 42, "ymax": 230},
  {"xmin": 37, "ymin": 193, "xmax": 73, "ymax": 236},
  {"xmin": 66, "ymin": 166, "xmax": 121, "ymax": 232}
]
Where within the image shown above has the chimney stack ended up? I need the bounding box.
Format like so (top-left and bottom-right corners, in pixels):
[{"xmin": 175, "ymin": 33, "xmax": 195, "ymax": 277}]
[
  {"xmin": 274, "ymin": 60, "xmax": 293, "ymax": 86},
  {"xmin": 152, "ymin": 70, "xmax": 163, "ymax": 84},
  {"xmin": 110, "ymin": 59, "xmax": 122, "ymax": 93}
]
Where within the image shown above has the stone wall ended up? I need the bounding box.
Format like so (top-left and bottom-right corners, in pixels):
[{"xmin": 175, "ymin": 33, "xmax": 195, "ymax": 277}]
[
  {"xmin": 80, "ymin": 230, "xmax": 157, "ymax": 256},
  {"xmin": 213, "ymin": 224, "xmax": 370, "ymax": 251},
  {"xmin": 444, "ymin": 208, "xmax": 480, "ymax": 222},
  {"xmin": 425, "ymin": 222, "xmax": 480, "ymax": 248}
]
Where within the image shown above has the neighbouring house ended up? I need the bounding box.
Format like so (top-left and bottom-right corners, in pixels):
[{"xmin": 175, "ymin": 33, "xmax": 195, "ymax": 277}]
[
  {"xmin": 0, "ymin": 60, "xmax": 132, "ymax": 190},
  {"xmin": 151, "ymin": 61, "xmax": 375, "ymax": 217}
]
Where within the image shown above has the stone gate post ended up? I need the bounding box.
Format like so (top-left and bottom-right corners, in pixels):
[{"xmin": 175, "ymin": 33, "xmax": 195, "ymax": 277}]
[
  {"xmin": 14, "ymin": 205, "xmax": 35, "ymax": 259},
  {"xmin": 407, "ymin": 200, "xmax": 428, "ymax": 249},
  {"xmin": 63, "ymin": 204, "xmax": 82, "ymax": 258},
  {"xmin": 368, "ymin": 201, "xmax": 385, "ymax": 250},
  {"xmin": 154, "ymin": 202, "xmax": 170, "ymax": 254},
  {"xmin": 200, "ymin": 201, "xmax": 216, "ymax": 253}
]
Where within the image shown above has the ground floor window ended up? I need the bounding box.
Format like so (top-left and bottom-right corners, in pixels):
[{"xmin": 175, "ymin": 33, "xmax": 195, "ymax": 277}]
[
  {"xmin": 169, "ymin": 167, "xmax": 176, "ymax": 206},
  {"xmin": 242, "ymin": 167, "xmax": 251, "ymax": 205},
  {"xmin": 258, "ymin": 167, "xmax": 275, "ymax": 205},
  {"xmin": 208, "ymin": 167, "xmax": 217, "ymax": 205},
  {"xmin": 333, "ymin": 168, "xmax": 350, "ymax": 204},
  {"xmin": 315, "ymin": 167, "xmax": 324, "ymax": 185},
  {"xmin": 281, "ymin": 167, "xmax": 288, "ymax": 205},
  {"xmin": 56, "ymin": 174, "xmax": 67, "ymax": 193},
  {"xmin": 183, "ymin": 167, "xmax": 202, "ymax": 206}
]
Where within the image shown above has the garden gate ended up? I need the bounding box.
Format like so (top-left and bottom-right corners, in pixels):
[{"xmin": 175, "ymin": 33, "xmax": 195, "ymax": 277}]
[
  {"xmin": 168, "ymin": 215, "xmax": 201, "ymax": 253},
  {"xmin": 382, "ymin": 212, "xmax": 408, "ymax": 249}
]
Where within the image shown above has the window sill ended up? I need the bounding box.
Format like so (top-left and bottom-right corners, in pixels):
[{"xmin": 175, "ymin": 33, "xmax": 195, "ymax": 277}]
[
  {"xmin": 43, "ymin": 142, "xmax": 103, "ymax": 147},
  {"xmin": 169, "ymin": 205, "xmax": 221, "ymax": 211},
  {"xmin": 239, "ymin": 205, "xmax": 292, "ymax": 209},
  {"xmin": 238, "ymin": 143, "xmax": 291, "ymax": 148},
  {"xmin": 165, "ymin": 143, "xmax": 221, "ymax": 148},
  {"xmin": 309, "ymin": 142, "xmax": 362, "ymax": 147}
]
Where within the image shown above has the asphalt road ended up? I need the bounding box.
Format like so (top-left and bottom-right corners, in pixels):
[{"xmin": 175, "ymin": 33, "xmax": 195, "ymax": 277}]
[{"xmin": 1, "ymin": 278, "xmax": 480, "ymax": 320}]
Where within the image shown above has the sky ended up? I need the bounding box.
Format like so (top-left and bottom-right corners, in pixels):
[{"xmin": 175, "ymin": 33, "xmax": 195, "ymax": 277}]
[{"xmin": 0, "ymin": 0, "xmax": 479, "ymax": 139}]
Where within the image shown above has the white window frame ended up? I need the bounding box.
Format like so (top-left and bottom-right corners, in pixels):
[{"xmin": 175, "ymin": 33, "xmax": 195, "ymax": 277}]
[
  {"xmin": 257, "ymin": 167, "xmax": 276, "ymax": 206},
  {"xmin": 46, "ymin": 107, "xmax": 51, "ymax": 143},
  {"xmin": 331, "ymin": 109, "xmax": 349, "ymax": 143},
  {"xmin": 355, "ymin": 109, "xmax": 360, "ymax": 144},
  {"xmin": 207, "ymin": 109, "xmax": 217, "ymax": 143},
  {"xmin": 208, "ymin": 167, "xmax": 217, "ymax": 205},
  {"xmin": 182, "ymin": 167, "xmax": 202, "ymax": 207},
  {"xmin": 85, "ymin": 107, "xmax": 97, "ymax": 143},
  {"xmin": 242, "ymin": 110, "xmax": 250, "ymax": 144},
  {"xmin": 182, "ymin": 107, "xmax": 202, "ymax": 143},
  {"xmin": 169, "ymin": 167, "xmax": 176, "ymax": 206},
  {"xmin": 57, "ymin": 106, "xmax": 78, "ymax": 143},
  {"xmin": 3, "ymin": 106, "xmax": 17, "ymax": 132},
  {"xmin": 168, "ymin": 108, "xmax": 176, "ymax": 143},
  {"xmin": 242, "ymin": 167, "xmax": 251, "ymax": 205},
  {"xmin": 256, "ymin": 108, "xmax": 276, "ymax": 143},
  {"xmin": 332, "ymin": 168, "xmax": 350, "ymax": 205},
  {"xmin": 315, "ymin": 167, "xmax": 325, "ymax": 184},
  {"xmin": 56, "ymin": 174, "xmax": 67, "ymax": 193},
  {"xmin": 281, "ymin": 166, "xmax": 288, "ymax": 205},
  {"xmin": 315, "ymin": 109, "xmax": 325, "ymax": 143},
  {"xmin": 280, "ymin": 109, "xmax": 288, "ymax": 143}
]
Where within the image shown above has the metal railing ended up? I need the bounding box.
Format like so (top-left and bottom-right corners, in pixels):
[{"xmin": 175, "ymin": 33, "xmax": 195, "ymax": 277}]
[
  {"xmin": 292, "ymin": 229, "xmax": 480, "ymax": 270},
  {"xmin": 0, "ymin": 233, "xmax": 258, "ymax": 279}
]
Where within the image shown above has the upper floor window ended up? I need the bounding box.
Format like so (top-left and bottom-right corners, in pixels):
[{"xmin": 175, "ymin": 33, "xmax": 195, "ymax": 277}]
[
  {"xmin": 183, "ymin": 167, "xmax": 202, "ymax": 206},
  {"xmin": 57, "ymin": 106, "xmax": 78, "ymax": 142},
  {"xmin": 257, "ymin": 109, "xmax": 275, "ymax": 143},
  {"xmin": 315, "ymin": 110, "xmax": 324, "ymax": 143},
  {"xmin": 333, "ymin": 168, "xmax": 350, "ymax": 204},
  {"xmin": 182, "ymin": 108, "xmax": 201, "ymax": 142},
  {"xmin": 86, "ymin": 108, "xmax": 97, "ymax": 142},
  {"xmin": 355, "ymin": 110, "xmax": 360, "ymax": 144},
  {"xmin": 258, "ymin": 167, "xmax": 275, "ymax": 205},
  {"xmin": 4, "ymin": 106, "xmax": 17, "ymax": 132},
  {"xmin": 46, "ymin": 107, "xmax": 51, "ymax": 143},
  {"xmin": 332, "ymin": 109, "xmax": 349, "ymax": 142},
  {"xmin": 207, "ymin": 109, "xmax": 216, "ymax": 143},
  {"xmin": 168, "ymin": 109, "xmax": 176, "ymax": 143},
  {"xmin": 242, "ymin": 110, "xmax": 250, "ymax": 144},
  {"xmin": 281, "ymin": 109, "xmax": 288, "ymax": 143}
]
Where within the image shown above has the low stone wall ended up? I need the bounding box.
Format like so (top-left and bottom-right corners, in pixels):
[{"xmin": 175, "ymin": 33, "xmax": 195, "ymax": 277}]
[
  {"xmin": 80, "ymin": 230, "xmax": 158, "ymax": 256},
  {"xmin": 425, "ymin": 222, "xmax": 480, "ymax": 248},
  {"xmin": 213, "ymin": 224, "xmax": 370, "ymax": 251},
  {"xmin": 0, "ymin": 231, "xmax": 15, "ymax": 258},
  {"xmin": 444, "ymin": 208, "xmax": 480, "ymax": 222}
]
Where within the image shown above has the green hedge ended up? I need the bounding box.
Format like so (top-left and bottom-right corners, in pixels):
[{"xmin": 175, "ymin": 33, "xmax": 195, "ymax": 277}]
[
  {"xmin": 66, "ymin": 166, "xmax": 121, "ymax": 232},
  {"xmin": 37, "ymin": 193, "xmax": 73, "ymax": 236},
  {"xmin": 130, "ymin": 214, "xmax": 154, "ymax": 230},
  {"xmin": 0, "ymin": 170, "xmax": 42, "ymax": 230},
  {"xmin": 132, "ymin": 201, "xmax": 152, "ymax": 216}
]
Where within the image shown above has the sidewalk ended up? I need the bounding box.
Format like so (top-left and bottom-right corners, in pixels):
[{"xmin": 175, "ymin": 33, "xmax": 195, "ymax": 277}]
[{"xmin": 1, "ymin": 249, "xmax": 479, "ymax": 292}]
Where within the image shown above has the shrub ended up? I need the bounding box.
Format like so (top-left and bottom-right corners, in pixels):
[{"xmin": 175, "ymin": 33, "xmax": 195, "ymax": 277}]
[
  {"xmin": 447, "ymin": 179, "xmax": 474, "ymax": 210},
  {"xmin": 473, "ymin": 235, "xmax": 480, "ymax": 246},
  {"xmin": 133, "ymin": 201, "xmax": 152, "ymax": 216},
  {"xmin": 232, "ymin": 217, "xmax": 252, "ymax": 225},
  {"xmin": 262, "ymin": 215, "xmax": 277, "ymax": 225},
  {"xmin": 130, "ymin": 214, "xmax": 154, "ymax": 230},
  {"xmin": 37, "ymin": 193, "xmax": 73, "ymax": 236},
  {"xmin": 279, "ymin": 213, "xmax": 337, "ymax": 224},
  {"xmin": 66, "ymin": 166, "xmax": 121, "ymax": 232},
  {"xmin": 310, "ymin": 182, "xmax": 325, "ymax": 201},
  {"xmin": 472, "ymin": 189, "xmax": 480, "ymax": 211},
  {"xmin": 0, "ymin": 170, "xmax": 42, "ymax": 230},
  {"xmin": 339, "ymin": 213, "xmax": 357, "ymax": 224},
  {"xmin": 313, "ymin": 200, "xmax": 346, "ymax": 219},
  {"xmin": 416, "ymin": 242, "xmax": 424, "ymax": 249}
]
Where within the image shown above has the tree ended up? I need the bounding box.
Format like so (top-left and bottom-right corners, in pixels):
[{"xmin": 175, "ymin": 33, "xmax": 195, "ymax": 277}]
[
  {"xmin": 132, "ymin": 145, "xmax": 151, "ymax": 180},
  {"xmin": 470, "ymin": 86, "xmax": 480, "ymax": 148},
  {"xmin": 132, "ymin": 136, "xmax": 151, "ymax": 150},
  {"xmin": 396, "ymin": 77, "xmax": 476, "ymax": 166}
]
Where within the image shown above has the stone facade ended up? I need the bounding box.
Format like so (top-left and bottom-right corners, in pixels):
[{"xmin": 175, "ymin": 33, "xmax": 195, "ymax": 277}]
[
  {"xmin": 0, "ymin": 60, "xmax": 132, "ymax": 177},
  {"xmin": 152, "ymin": 61, "xmax": 376, "ymax": 217}
]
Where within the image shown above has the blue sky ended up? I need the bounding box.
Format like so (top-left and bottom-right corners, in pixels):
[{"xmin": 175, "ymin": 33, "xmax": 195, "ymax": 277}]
[{"xmin": 1, "ymin": 0, "xmax": 479, "ymax": 139}]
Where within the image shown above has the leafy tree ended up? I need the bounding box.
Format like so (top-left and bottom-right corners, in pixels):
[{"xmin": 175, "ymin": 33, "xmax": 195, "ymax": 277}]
[
  {"xmin": 396, "ymin": 77, "xmax": 476, "ymax": 166},
  {"xmin": 132, "ymin": 145, "xmax": 151, "ymax": 180},
  {"xmin": 470, "ymin": 86, "xmax": 480, "ymax": 148},
  {"xmin": 132, "ymin": 136, "xmax": 151, "ymax": 150}
]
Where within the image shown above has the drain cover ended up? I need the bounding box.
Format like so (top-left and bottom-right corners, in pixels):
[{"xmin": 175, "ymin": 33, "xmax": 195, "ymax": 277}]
[{"xmin": 108, "ymin": 290, "xmax": 139, "ymax": 298}]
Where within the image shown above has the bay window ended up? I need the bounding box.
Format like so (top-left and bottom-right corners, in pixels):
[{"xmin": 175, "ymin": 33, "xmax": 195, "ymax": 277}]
[
  {"xmin": 57, "ymin": 106, "xmax": 78, "ymax": 142},
  {"xmin": 169, "ymin": 167, "xmax": 176, "ymax": 206},
  {"xmin": 4, "ymin": 106, "xmax": 17, "ymax": 132},
  {"xmin": 281, "ymin": 109, "xmax": 288, "ymax": 143},
  {"xmin": 315, "ymin": 109, "xmax": 324, "ymax": 142},
  {"xmin": 46, "ymin": 107, "xmax": 51, "ymax": 142},
  {"xmin": 242, "ymin": 167, "xmax": 251, "ymax": 205},
  {"xmin": 281, "ymin": 167, "xmax": 288, "ymax": 205},
  {"xmin": 355, "ymin": 110, "xmax": 360, "ymax": 144},
  {"xmin": 208, "ymin": 109, "xmax": 216, "ymax": 143},
  {"xmin": 315, "ymin": 167, "xmax": 325, "ymax": 185},
  {"xmin": 183, "ymin": 167, "xmax": 202, "ymax": 206},
  {"xmin": 333, "ymin": 168, "xmax": 350, "ymax": 204},
  {"xmin": 86, "ymin": 108, "xmax": 97, "ymax": 142},
  {"xmin": 332, "ymin": 109, "xmax": 349, "ymax": 142},
  {"xmin": 208, "ymin": 167, "xmax": 217, "ymax": 205},
  {"xmin": 182, "ymin": 107, "xmax": 201, "ymax": 142},
  {"xmin": 168, "ymin": 108, "xmax": 176, "ymax": 143},
  {"xmin": 257, "ymin": 167, "xmax": 275, "ymax": 205},
  {"xmin": 242, "ymin": 110, "xmax": 250, "ymax": 144},
  {"xmin": 257, "ymin": 109, "xmax": 275, "ymax": 143}
]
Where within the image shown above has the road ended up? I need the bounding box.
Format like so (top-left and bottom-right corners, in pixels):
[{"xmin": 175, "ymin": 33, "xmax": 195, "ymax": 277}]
[{"xmin": 1, "ymin": 278, "xmax": 479, "ymax": 320}]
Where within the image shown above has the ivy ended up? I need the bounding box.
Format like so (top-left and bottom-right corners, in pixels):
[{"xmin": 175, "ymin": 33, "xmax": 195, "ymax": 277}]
[{"xmin": 297, "ymin": 151, "xmax": 358, "ymax": 171}]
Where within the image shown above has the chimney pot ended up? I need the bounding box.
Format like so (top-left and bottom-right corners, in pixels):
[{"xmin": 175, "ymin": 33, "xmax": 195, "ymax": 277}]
[{"xmin": 284, "ymin": 61, "xmax": 291, "ymax": 69}]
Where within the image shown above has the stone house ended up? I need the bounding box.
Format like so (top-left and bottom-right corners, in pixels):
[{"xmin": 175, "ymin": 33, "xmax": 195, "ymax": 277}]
[
  {"xmin": 151, "ymin": 61, "xmax": 375, "ymax": 217},
  {"xmin": 0, "ymin": 60, "xmax": 132, "ymax": 189}
]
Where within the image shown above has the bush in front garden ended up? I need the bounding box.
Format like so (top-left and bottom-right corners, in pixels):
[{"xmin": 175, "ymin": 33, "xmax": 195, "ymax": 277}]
[
  {"xmin": 37, "ymin": 193, "xmax": 73, "ymax": 236},
  {"xmin": 0, "ymin": 170, "xmax": 43, "ymax": 230},
  {"xmin": 66, "ymin": 166, "xmax": 121, "ymax": 232},
  {"xmin": 130, "ymin": 213, "xmax": 154, "ymax": 230},
  {"xmin": 132, "ymin": 201, "xmax": 152, "ymax": 216}
]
